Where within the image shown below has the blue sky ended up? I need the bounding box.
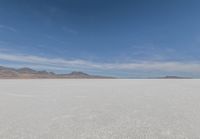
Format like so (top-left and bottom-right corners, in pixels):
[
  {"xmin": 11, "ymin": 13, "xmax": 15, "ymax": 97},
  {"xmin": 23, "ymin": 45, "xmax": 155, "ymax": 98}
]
[{"xmin": 0, "ymin": 0, "xmax": 200, "ymax": 77}]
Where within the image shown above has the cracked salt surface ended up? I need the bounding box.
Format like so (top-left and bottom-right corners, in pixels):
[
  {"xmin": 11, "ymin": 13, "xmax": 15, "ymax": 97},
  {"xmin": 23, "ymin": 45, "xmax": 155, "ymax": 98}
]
[{"xmin": 0, "ymin": 79, "xmax": 200, "ymax": 138}]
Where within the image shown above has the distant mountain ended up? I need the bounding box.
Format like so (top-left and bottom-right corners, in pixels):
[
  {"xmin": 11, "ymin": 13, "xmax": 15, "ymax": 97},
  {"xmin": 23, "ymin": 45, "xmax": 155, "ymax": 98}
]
[
  {"xmin": 0, "ymin": 66, "xmax": 113, "ymax": 79},
  {"xmin": 157, "ymin": 76, "xmax": 191, "ymax": 79},
  {"xmin": 17, "ymin": 67, "xmax": 37, "ymax": 74}
]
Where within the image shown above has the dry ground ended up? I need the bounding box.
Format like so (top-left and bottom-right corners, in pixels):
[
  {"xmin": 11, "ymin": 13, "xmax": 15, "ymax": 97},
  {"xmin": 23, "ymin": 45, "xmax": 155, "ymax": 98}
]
[{"xmin": 0, "ymin": 79, "xmax": 199, "ymax": 139}]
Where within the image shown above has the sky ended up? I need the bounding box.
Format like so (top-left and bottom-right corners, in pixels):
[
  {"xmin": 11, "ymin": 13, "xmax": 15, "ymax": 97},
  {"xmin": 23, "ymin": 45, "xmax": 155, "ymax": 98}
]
[{"xmin": 0, "ymin": 0, "xmax": 200, "ymax": 77}]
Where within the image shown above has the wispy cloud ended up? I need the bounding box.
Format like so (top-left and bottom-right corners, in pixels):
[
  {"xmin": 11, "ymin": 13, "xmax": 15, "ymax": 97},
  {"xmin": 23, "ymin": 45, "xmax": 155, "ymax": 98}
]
[
  {"xmin": 0, "ymin": 48, "xmax": 10, "ymax": 52},
  {"xmin": 46, "ymin": 35, "xmax": 67, "ymax": 45},
  {"xmin": 0, "ymin": 53, "xmax": 200, "ymax": 73},
  {"xmin": 0, "ymin": 25, "xmax": 17, "ymax": 32},
  {"xmin": 62, "ymin": 26, "xmax": 78, "ymax": 35}
]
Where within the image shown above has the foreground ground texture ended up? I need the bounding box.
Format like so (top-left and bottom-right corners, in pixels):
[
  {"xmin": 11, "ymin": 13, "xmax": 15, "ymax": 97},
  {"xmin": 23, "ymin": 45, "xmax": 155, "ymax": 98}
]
[{"xmin": 0, "ymin": 79, "xmax": 199, "ymax": 139}]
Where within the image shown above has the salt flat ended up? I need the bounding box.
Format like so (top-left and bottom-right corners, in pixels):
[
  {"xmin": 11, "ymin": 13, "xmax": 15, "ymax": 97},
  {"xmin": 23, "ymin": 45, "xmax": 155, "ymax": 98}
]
[{"xmin": 0, "ymin": 79, "xmax": 200, "ymax": 139}]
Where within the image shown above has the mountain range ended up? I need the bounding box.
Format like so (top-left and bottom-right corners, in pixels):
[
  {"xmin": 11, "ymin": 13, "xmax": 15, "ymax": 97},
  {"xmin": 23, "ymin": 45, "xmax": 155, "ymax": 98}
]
[
  {"xmin": 0, "ymin": 66, "xmax": 113, "ymax": 79},
  {"xmin": 0, "ymin": 66, "xmax": 191, "ymax": 79}
]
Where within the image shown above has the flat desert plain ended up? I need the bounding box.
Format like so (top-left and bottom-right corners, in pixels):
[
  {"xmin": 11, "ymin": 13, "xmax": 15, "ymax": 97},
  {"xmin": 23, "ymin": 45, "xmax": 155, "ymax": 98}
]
[{"xmin": 0, "ymin": 79, "xmax": 200, "ymax": 139}]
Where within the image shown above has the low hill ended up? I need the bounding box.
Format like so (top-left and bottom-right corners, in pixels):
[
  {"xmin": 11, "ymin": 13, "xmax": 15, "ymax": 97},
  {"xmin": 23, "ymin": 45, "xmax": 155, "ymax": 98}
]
[{"xmin": 0, "ymin": 66, "xmax": 113, "ymax": 79}]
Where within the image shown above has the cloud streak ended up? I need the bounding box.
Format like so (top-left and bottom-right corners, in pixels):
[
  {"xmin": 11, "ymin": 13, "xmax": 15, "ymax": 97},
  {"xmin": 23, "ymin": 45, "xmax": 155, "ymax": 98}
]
[
  {"xmin": 0, "ymin": 53, "xmax": 200, "ymax": 73},
  {"xmin": 0, "ymin": 25, "xmax": 17, "ymax": 32}
]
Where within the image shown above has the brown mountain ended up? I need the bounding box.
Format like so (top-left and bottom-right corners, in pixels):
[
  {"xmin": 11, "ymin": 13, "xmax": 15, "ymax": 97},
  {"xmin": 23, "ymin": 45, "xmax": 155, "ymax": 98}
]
[{"xmin": 0, "ymin": 66, "xmax": 113, "ymax": 79}]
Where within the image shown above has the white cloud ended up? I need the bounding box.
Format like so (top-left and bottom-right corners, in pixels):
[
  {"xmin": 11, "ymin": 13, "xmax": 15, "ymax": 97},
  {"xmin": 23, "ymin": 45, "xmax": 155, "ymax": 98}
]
[{"xmin": 0, "ymin": 53, "xmax": 200, "ymax": 73}]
